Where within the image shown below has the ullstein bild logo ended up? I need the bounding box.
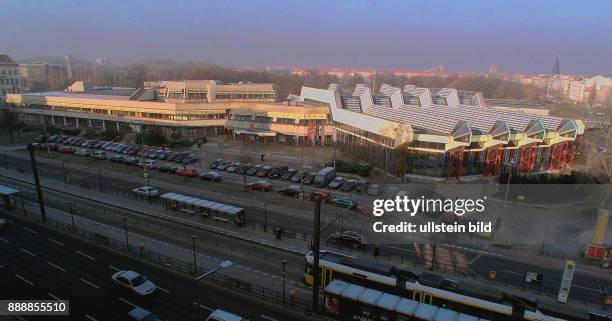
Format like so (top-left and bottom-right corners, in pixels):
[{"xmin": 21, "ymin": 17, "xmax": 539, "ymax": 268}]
[{"xmin": 371, "ymin": 196, "xmax": 492, "ymax": 234}]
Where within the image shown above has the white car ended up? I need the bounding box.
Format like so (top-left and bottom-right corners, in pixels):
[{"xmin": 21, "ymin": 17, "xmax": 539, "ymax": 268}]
[
  {"xmin": 132, "ymin": 186, "xmax": 160, "ymax": 197},
  {"xmin": 111, "ymin": 270, "xmax": 156, "ymax": 296},
  {"xmin": 206, "ymin": 309, "xmax": 247, "ymax": 321},
  {"xmin": 0, "ymin": 218, "xmax": 6, "ymax": 229}
]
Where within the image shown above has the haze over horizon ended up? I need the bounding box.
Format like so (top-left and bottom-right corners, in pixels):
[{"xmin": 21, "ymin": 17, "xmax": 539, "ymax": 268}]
[{"xmin": 2, "ymin": 0, "xmax": 612, "ymax": 75}]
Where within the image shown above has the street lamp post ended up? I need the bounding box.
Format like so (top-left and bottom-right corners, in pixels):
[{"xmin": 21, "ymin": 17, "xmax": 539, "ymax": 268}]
[
  {"xmin": 505, "ymin": 159, "xmax": 516, "ymax": 202},
  {"xmin": 123, "ymin": 216, "xmax": 129, "ymax": 251},
  {"xmin": 69, "ymin": 201, "xmax": 75, "ymax": 233},
  {"xmin": 192, "ymin": 235, "xmax": 198, "ymax": 274},
  {"xmin": 282, "ymin": 260, "xmax": 288, "ymax": 307},
  {"xmin": 195, "ymin": 260, "xmax": 233, "ymax": 321}
]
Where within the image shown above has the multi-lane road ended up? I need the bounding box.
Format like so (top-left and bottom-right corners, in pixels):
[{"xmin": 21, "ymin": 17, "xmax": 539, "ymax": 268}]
[
  {"xmin": 1, "ymin": 149, "xmax": 611, "ymax": 309},
  {"xmin": 0, "ymin": 215, "xmax": 313, "ymax": 321}
]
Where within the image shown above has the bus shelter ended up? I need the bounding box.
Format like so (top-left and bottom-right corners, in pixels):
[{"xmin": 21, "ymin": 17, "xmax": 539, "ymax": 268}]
[
  {"xmin": 160, "ymin": 192, "xmax": 245, "ymax": 226},
  {"xmin": 0, "ymin": 184, "xmax": 20, "ymax": 211}
]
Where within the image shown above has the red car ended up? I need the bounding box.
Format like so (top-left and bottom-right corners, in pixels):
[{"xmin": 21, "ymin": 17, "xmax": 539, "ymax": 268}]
[
  {"xmin": 176, "ymin": 168, "xmax": 199, "ymax": 177},
  {"xmin": 59, "ymin": 146, "xmax": 75, "ymax": 154},
  {"xmin": 308, "ymin": 191, "xmax": 331, "ymax": 203},
  {"xmin": 246, "ymin": 180, "xmax": 272, "ymax": 192},
  {"xmin": 256, "ymin": 166, "xmax": 272, "ymax": 178}
]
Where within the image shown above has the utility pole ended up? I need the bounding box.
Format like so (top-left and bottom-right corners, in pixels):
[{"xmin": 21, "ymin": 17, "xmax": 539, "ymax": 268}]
[
  {"xmin": 312, "ymin": 197, "xmax": 321, "ymax": 313},
  {"xmin": 123, "ymin": 216, "xmax": 129, "ymax": 250},
  {"xmin": 192, "ymin": 235, "xmax": 198, "ymax": 274},
  {"xmin": 282, "ymin": 260, "xmax": 288, "ymax": 307},
  {"xmin": 69, "ymin": 201, "xmax": 76, "ymax": 233},
  {"xmin": 28, "ymin": 144, "xmax": 47, "ymax": 222}
]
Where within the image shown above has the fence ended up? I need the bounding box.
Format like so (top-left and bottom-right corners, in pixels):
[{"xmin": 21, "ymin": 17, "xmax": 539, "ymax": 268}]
[
  {"xmin": 1, "ymin": 153, "xmax": 314, "ymax": 244},
  {"xmin": 5, "ymin": 206, "xmax": 315, "ymax": 315}
]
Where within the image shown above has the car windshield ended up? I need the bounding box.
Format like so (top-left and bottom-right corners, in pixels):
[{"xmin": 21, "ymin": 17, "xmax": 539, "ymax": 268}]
[{"xmin": 131, "ymin": 275, "xmax": 147, "ymax": 286}]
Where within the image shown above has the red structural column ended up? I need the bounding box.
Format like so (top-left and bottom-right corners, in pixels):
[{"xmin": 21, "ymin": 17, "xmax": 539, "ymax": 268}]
[
  {"xmin": 549, "ymin": 141, "xmax": 569, "ymax": 172},
  {"xmin": 484, "ymin": 148, "xmax": 503, "ymax": 176},
  {"xmin": 567, "ymin": 144, "xmax": 577, "ymax": 173},
  {"xmin": 518, "ymin": 145, "xmax": 538, "ymax": 172},
  {"xmin": 447, "ymin": 147, "xmax": 465, "ymax": 179}
]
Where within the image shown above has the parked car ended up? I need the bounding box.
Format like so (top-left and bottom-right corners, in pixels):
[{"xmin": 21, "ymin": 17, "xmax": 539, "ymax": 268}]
[
  {"xmin": 108, "ymin": 155, "xmax": 124, "ymax": 163},
  {"xmin": 314, "ymin": 167, "xmax": 336, "ymax": 187},
  {"xmin": 327, "ymin": 177, "xmax": 346, "ymax": 189},
  {"xmin": 206, "ymin": 309, "xmax": 247, "ymax": 321},
  {"xmin": 127, "ymin": 307, "xmax": 164, "ymax": 321},
  {"xmin": 200, "ymin": 171, "xmax": 221, "ymax": 182},
  {"xmin": 281, "ymin": 169, "xmax": 298, "ymax": 180},
  {"xmin": 0, "ymin": 218, "xmax": 7, "ymax": 229},
  {"xmin": 182, "ymin": 154, "xmax": 199, "ymax": 164},
  {"xmin": 132, "ymin": 186, "xmax": 160, "ymax": 197},
  {"xmin": 340, "ymin": 179, "xmax": 358, "ymax": 192},
  {"xmin": 93, "ymin": 150, "xmax": 106, "ymax": 159},
  {"xmin": 246, "ymin": 165, "xmax": 262, "ymax": 176},
  {"xmin": 138, "ymin": 160, "xmax": 156, "ymax": 169},
  {"xmin": 157, "ymin": 165, "xmax": 177, "ymax": 174},
  {"xmin": 367, "ymin": 184, "xmax": 381, "ymax": 196},
  {"xmin": 208, "ymin": 159, "xmax": 224, "ymax": 169},
  {"xmin": 123, "ymin": 157, "xmax": 140, "ymax": 166},
  {"xmin": 330, "ymin": 197, "xmax": 357, "ymax": 209},
  {"xmin": 47, "ymin": 143, "xmax": 60, "ymax": 151},
  {"xmin": 75, "ymin": 148, "xmax": 92, "ymax": 157},
  {"xmin": 256, "ymin": 166, "xmax": 271, "ymax": 178},
  {"xmin": 226, "ymin": 163, "xmax": 239, "ymax": 173},
  {"xmin": 268, "ymin": 167, "xmax": 284, "ymax": 179},
  {"xmin": 176, "ymin": 168, "xmax": 199, "ymax": 177},
  {"xmin": 290, "ymin": 171, "xmax": 309, "ymax": 183},
  {"xmin": 173, "ymin": 153, "xmax": 188, "ymax": 163},
  {"xmin": 236, "ymin": 164, "xmax": 253, "ymax": 175},
  {"xmin": 110, "ymin": 270, "xmax": 156, "ymax": 296},
  {"xmin": 327, "ymin": 231, "xmax": 364, "ymax": 249},
  {"xmin": 278, "ymin": 186, "xmax": 301, "ymax": 198},
  {"xmin": 246, "ymin": 180, "xmax": 272, "ymax": 192},
  {"xmin": 216, "ymin": 161, "xmax": 231, "ymax": 171},
  {"xmin": 302, "ymin": 173, "xmax": 316, "ymax": 185},
  {"xmin": 59, "ymin": 146, "xmax": 75, "ymax": 154},
  {"xmin": 307, "ymin": 191, "xmax": 331, "ymax": 203}
]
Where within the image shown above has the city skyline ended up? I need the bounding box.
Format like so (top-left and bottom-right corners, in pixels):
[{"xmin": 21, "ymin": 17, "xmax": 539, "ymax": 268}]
[{"xmin": 2, "ymin": 0, "xmax": 612, "ymax": 74}]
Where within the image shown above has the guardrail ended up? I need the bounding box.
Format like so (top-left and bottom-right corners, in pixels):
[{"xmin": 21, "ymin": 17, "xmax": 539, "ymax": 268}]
[{"xmin": 4, "ymin": 206, "xmax": 315, "ymax": 315}]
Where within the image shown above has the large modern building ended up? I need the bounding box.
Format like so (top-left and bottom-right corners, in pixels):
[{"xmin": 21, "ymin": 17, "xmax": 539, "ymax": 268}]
[
  {"xmin": 300, "ymin": 84, "xmax": 583, "ymax": 178},
  {"xmin": 0, "ymin": 55, "xmax": 22, "ymax": 97},
  {"xmin": 3, "ymin": 80, "xmax": 330, "ymax": 142}
]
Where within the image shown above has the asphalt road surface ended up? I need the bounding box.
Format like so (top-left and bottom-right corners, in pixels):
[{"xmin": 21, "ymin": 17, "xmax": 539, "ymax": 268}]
[{"xmin": 0, "ymin": 215, "xmax": 313, "ymax": 321}]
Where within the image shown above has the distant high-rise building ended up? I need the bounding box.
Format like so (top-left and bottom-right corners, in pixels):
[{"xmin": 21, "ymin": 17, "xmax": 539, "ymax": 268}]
[
  {"xmin": 64, "ymin": 54, "xmax": 73, "ymax": 79},
  {"xmin": 429, "ymin": 64, "xmax": 446, "ymax": 74},
  {"xmin": 488, "ymin": 64, "xmax": 498, "ymax": 74},
  {"xmin": 551, "ymin": 57, "xmax": 561, "ymax": 75},
  {"xmin": 95, "ymin": 57, "xmax": 109, "ymax": 66}
]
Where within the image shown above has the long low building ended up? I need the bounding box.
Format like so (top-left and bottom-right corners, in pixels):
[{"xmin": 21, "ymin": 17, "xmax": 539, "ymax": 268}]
[
  {"xmin": 299, "ymin": 84, "xmax": 584, "ymax": 178},
  {"xmin": 3, "ymin": 80, "xmax": 583, "ymax": 178}
]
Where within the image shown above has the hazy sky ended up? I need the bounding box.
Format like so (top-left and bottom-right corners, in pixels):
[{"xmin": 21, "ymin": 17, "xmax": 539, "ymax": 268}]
[{"xmin": 2, "ymin": 0, "xmax": 611, "ymax": 74}]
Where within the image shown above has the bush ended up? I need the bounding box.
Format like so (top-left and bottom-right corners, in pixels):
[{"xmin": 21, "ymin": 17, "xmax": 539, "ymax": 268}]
[
  {"xmin": 62, "ymin": 128, "xmax": 82, "ymax": 136},
  {"xmin": 98, "ymin": 129, "xmax": 119, "ymax": 141},
  {"xmin": 170, "ymin": 139, "xmax": 194, "ymax": 148},
  {"xmin": 136, "ymin": 131, "xmax": 167, "ymax": 146},
  {"xmin": 46, "ymin": 126, "xmax": 62, "ymax": 135},
  {"xmin": 82, "ymin": 128, "xmax": 97, "ymax": 139},
  {"xmin": 326, "ymin": 159, "xmax": 373, "ymax": 177}
]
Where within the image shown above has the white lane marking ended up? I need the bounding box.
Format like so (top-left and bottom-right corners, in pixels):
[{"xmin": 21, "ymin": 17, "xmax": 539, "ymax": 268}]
[
  {"xmin": 85, "ymin": 314, "xmax": 98, "ymax": 321},
  {"xmin": 0, "ymin": 237, "xmax": 10, "ymax": 244},
  {"xmin": 501, "ymin": 269, "xmax": 523, "ymax": 275},
  {"xmin": 24, "ymin": 227, "xmax": 37, "ymax": 234},
  {"xmin": 48, "ymin": 293, "xmax": 60, "ymax": 300},
  {"xmin": 80, "ymin": 278, "xmax": 100, "ymax": 289},
  {"xmin": 157, "ymin": 286, "xmax": 170, "ymax": 294},
  {"xmin": 20, "ymin": 248, "xmax": 36, "ymax": 257},
  {"xmin": 108, "ymin": 265, "xmax": 120, "ymax": 272},
  {"xmin": 572, "ymin": 284, "xmax": 602, "ymax": 292},
  {"xmin": 192, "ymin": 302, "xmax": 214, "ymax": 312},
  {"xmin": 49, "ymin": 238, "xmax": 64, "ymax": 246},
  {"xmin": 15, "ymin": 274, "xmax": 34, "ymax": 286},
  {"xmin": 75, "ymin": 250, "xmax": 95, "ymax": 260},
  {"xmin": 118, "ymin": 297, "xmax": 136, "ymax": 308},
  {"xmin": 261, "ymin": 315, "xmax": 279, "ymax": 321},
  {"xmin": 48, "ymin": 261, "xmax": 67, "ymax": 273}
]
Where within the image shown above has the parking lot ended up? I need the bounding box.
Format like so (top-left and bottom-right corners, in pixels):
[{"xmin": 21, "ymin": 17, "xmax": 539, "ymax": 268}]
[{"xmin": 31, "ymin": 134, "xmax": 378, "ymax": 214}]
